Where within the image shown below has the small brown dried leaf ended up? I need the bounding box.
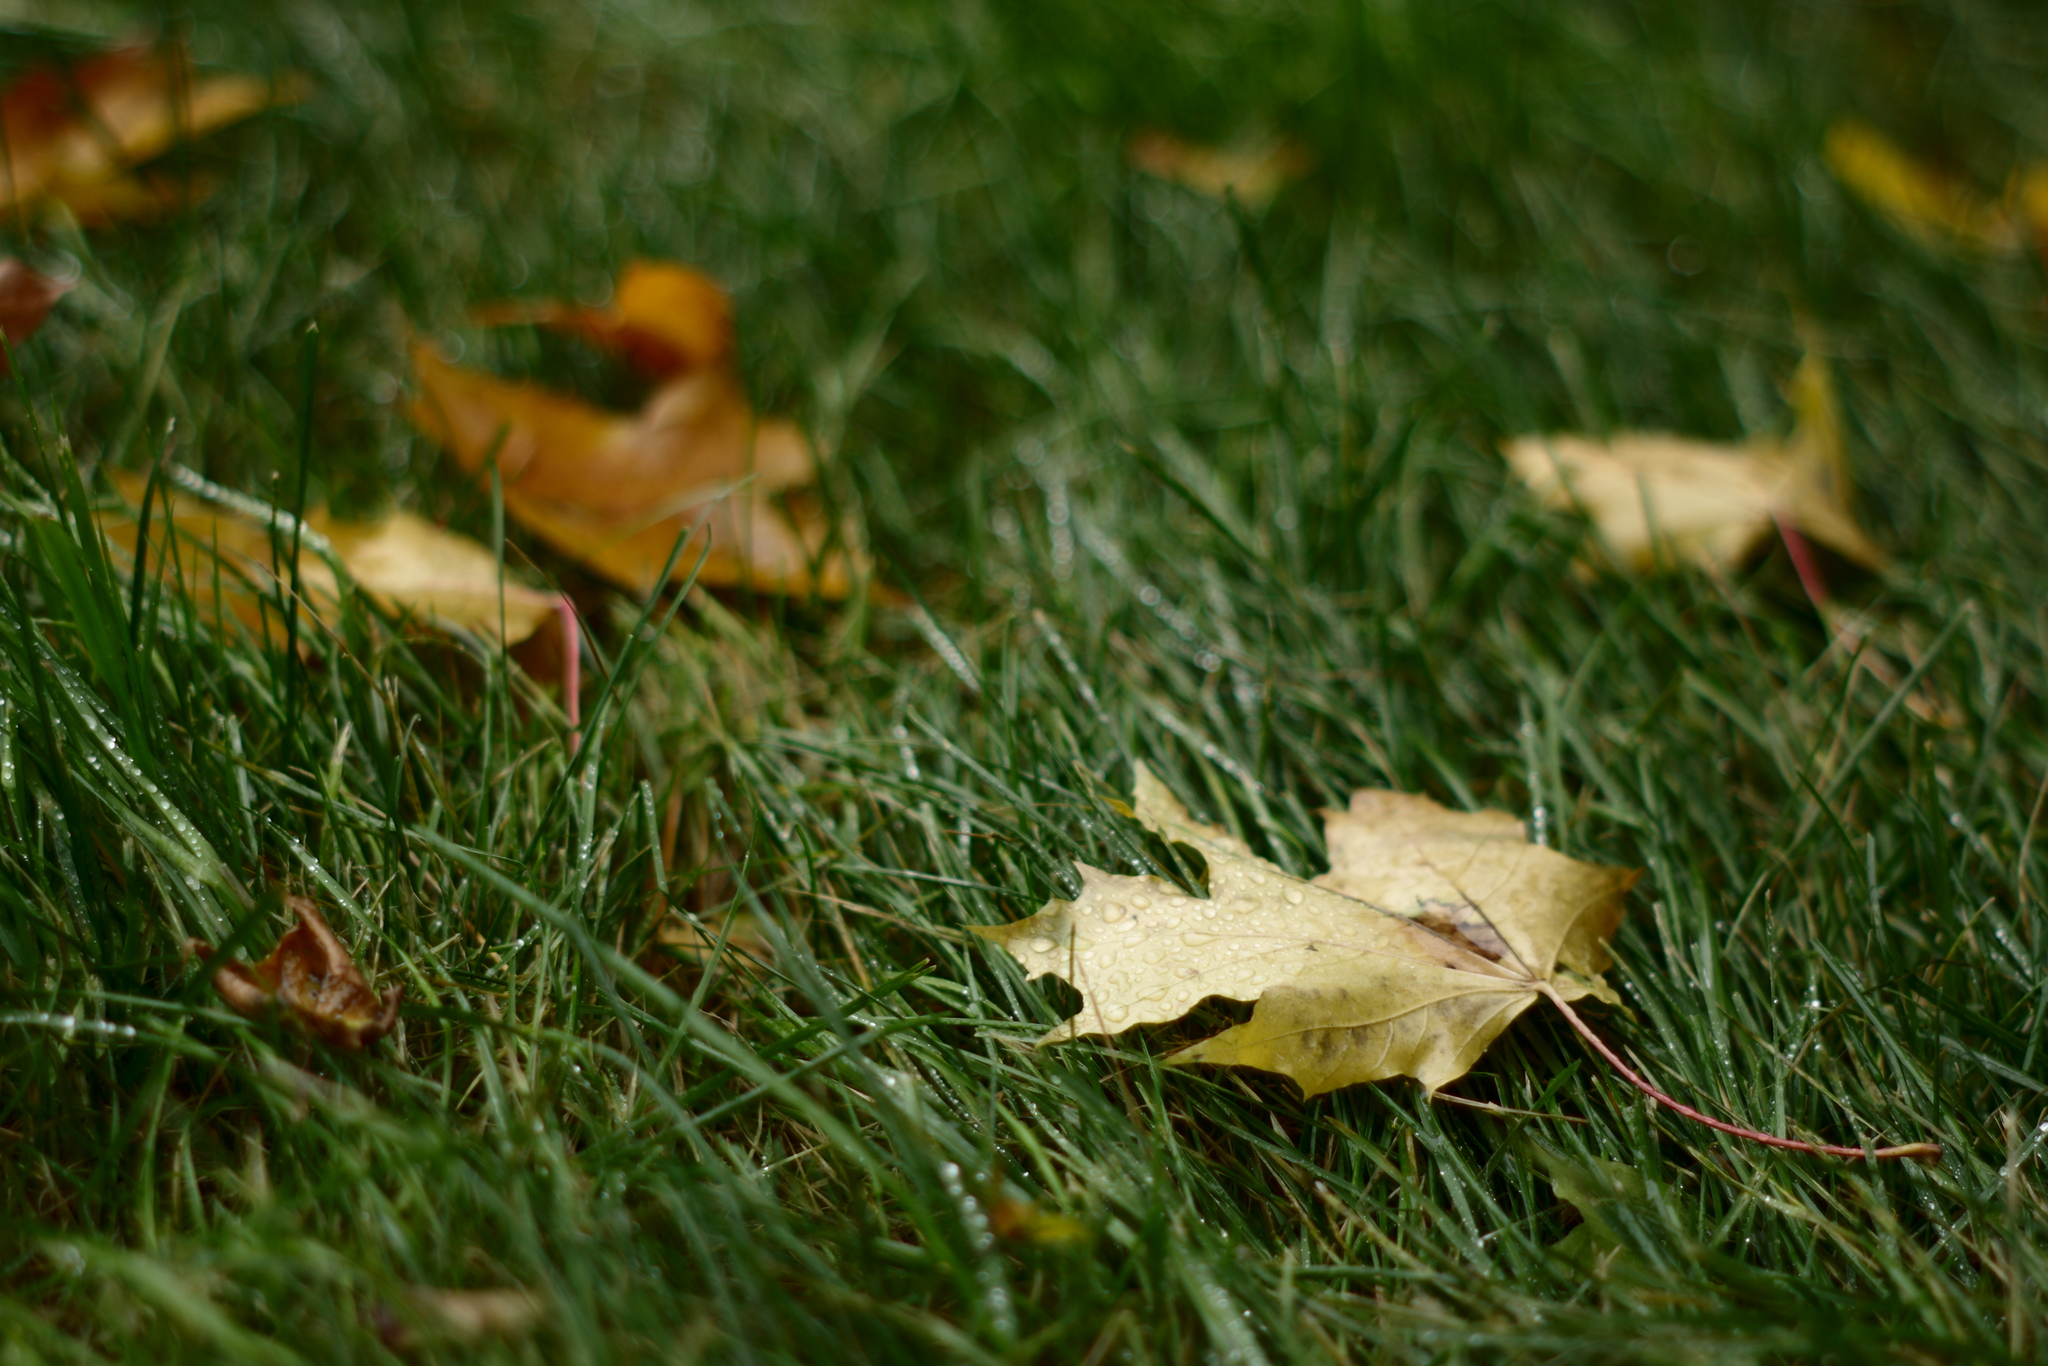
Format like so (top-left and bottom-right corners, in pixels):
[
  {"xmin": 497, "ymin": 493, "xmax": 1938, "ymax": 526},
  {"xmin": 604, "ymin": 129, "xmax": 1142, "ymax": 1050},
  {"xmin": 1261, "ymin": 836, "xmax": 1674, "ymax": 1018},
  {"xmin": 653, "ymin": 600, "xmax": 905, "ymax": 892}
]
[{"xmin": 190, "ymin": 897, "xmax": 401, "ymax": 1050}]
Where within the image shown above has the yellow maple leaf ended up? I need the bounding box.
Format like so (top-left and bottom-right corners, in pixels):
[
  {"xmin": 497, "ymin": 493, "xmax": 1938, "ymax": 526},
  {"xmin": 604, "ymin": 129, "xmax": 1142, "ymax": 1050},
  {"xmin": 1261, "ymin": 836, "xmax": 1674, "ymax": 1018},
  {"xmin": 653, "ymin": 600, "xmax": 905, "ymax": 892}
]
[
  {"xmin": 1501, "ymin": 356, "xmax": 1886, "ymax": 575},
  {"xmin": 979, "ymin": 769, "xmax": 1942, "ymax": 1161},
  {"xmin": 977, "ymin": 766, "xmax": 1633, "ymax": 1097}
]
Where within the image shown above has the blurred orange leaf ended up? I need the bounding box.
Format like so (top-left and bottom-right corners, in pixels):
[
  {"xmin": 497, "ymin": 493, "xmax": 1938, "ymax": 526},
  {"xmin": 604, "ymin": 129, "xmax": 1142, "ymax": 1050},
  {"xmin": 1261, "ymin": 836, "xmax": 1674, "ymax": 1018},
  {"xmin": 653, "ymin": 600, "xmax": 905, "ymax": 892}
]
[
  {"xmin": 410, "ymin": 260, "xmax": 860, "ymax": 598},
  {"xmin": 187, "ymin": 896, "xmax": 401, "ymax": 1050},
  {"xmin": 0, "ymin": 41, "xmax": 302, "ymax": 221},
  {"xmin": 100, "ymin": 467, "xmax": 559, "ymax": 647},
  {"xmin": 472, "ymin": 260, "xmax": 733, "ymax": 378},
  {"xmin": 0, "ymin": 258, "xmax": 71, "ymax": 371},
  {"xmin": 1127, "ymin": 129, "xmax": 1313, "ymax": 207}
]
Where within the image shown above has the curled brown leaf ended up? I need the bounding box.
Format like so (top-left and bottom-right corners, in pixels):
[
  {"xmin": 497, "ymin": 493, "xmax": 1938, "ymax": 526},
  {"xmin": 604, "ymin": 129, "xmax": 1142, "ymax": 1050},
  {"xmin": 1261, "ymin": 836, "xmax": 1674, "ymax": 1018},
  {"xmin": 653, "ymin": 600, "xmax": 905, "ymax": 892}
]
[{"xmin": 188, "ymin": 896, "xmax": 401, "ymax": 1050}]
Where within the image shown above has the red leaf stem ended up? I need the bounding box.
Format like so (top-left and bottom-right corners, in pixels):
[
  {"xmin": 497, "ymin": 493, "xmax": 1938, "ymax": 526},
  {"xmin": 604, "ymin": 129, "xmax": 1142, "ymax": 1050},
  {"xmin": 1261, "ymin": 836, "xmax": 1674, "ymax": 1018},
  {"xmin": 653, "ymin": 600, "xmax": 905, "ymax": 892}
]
[{"xmin": 1539, "ymin": 984, "xmax": 1940, "ymax": 1163}]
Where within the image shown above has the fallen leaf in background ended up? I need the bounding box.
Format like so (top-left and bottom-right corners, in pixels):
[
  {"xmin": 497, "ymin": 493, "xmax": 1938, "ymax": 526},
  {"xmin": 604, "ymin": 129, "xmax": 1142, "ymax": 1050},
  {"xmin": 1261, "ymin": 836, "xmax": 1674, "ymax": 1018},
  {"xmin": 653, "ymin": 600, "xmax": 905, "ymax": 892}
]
[
  {"xmin": 0, "ymin": 42, "xmax": 302, "ymax": 221},
  {"xmin": 1823, "ymin": 121, "xmax": 2020, "ymax": 253},
  {"xmin": 1502, "ymin": 356, "xmax": 1886, "ymax": 575},
  {"xmin": 978, "ymin": 765, "xmax": 1634, "ymax": 1096},
  {"xmin": 1127, "ymin": 129, "xmax": 1314, "ymax": 207},
  {"xmin": 311, "ymin": 509, "xmax": 561, "ymax": 641},
  {"xmin": 374, "ymin": 1287, "xmax": 547, "ymax": 1351},
  {"xmin": 648, "ymin": 909, "xmax": 773, "ymax": 969},
  {"xmin": 100, "ymin": 467, "xmax": 558, "ymax": 646},
  {"xmin": 473, "ymin": 259, "xmax": 733, "ymax": 378},
  {"xmin": 988, "ymin": 1193, "xmax": 1091, "ymax": 1248},
  {"xmin": 186, "ymin": 896, "xmax": 402, "ymax": 1050},
  {"xmin": 410, "ymin": 260, "xmax": 858, "ymax": 597},
  {"xmin": 0, "ymin": 258, "xmax": 71, "ymax": 369}
]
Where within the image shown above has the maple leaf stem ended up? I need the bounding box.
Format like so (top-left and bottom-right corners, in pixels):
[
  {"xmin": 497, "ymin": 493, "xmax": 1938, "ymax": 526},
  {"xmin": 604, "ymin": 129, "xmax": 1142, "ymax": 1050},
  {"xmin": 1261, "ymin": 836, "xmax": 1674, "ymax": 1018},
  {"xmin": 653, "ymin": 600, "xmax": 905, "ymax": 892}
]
[
  {"xmin": 557, "ymin": 595, "xmax": 582, "ymax": 754},
  {"xmin": 1773, "ymin": 513, "xmax": 1832, "ymax": 614},
  {"xmin": 1538, "ymin": 984, "xmax": 1941, "ymax": 1162}
]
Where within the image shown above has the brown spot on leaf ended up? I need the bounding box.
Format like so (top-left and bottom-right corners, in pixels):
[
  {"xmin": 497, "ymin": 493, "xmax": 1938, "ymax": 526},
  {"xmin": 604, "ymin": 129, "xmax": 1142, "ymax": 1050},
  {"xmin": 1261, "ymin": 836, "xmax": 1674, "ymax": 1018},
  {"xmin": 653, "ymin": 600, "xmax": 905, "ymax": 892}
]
[{"xmin": 1414, "ymin": 900, "xmax": 1512, "ymax": 963}]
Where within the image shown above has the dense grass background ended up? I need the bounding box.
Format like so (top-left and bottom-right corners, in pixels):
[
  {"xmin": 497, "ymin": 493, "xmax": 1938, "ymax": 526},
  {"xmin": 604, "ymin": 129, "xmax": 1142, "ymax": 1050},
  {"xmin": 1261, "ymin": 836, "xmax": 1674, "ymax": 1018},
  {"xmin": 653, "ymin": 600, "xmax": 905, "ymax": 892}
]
[{"xmin": 3, "ymin": 0, "xmax": 2048, "ymax": 1360}]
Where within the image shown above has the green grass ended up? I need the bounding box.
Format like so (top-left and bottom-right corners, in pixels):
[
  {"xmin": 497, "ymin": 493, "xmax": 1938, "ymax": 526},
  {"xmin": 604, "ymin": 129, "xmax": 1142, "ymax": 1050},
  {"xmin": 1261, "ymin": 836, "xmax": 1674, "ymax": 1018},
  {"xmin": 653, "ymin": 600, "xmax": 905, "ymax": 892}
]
[{"xmin": 3, "ymin": 0, "xmax": 2048, "ymax": 1360}]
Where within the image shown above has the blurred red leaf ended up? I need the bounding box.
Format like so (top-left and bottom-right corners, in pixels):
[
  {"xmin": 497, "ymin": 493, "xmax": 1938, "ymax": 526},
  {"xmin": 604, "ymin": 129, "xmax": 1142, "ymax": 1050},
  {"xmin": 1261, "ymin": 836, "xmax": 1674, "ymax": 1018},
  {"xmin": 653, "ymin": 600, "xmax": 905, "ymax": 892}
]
[{"xmin": 0, "ymin": 259, "xmax": 70, "ymax": 372}]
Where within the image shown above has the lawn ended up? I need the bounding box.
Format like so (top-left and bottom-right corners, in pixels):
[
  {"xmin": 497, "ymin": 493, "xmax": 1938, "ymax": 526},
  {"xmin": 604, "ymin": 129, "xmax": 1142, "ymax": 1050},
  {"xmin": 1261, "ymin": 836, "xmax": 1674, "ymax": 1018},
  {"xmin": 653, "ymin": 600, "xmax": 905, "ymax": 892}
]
[{"xmin": 3, "ymin": 1, "xmax": 2047, "ymax": 1361}]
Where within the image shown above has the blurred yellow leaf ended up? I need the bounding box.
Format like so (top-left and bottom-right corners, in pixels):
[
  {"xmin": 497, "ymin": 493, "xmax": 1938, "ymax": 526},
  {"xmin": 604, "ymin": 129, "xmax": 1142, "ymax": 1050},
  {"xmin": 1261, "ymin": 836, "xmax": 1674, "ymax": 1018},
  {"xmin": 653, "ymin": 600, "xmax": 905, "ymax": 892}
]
[
  {"xmin": 410, "ymin": 261, "xmax": 860, "ymax": 598},
  {"xmin": 1502, "ymin": 356, "xmax": 1886, "ymax": 574},
  {"xmin": 0, "ymin": 42, "xmax": 303, "ymax": 220},
  {"xmin": 101, "ymin": 468, "xmax": 557, "ymax": 646},
  {"xmin": 1127, "ymin": 129, "xmax": 1314, "ymax": 207},
  {"xmin": 988, "ymin": 1193, "xmax": 1091, "ymax": 1248},
  {"xmin": 1823, "ymin": 120, "xmax": 2025, "ymax": 253}
]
